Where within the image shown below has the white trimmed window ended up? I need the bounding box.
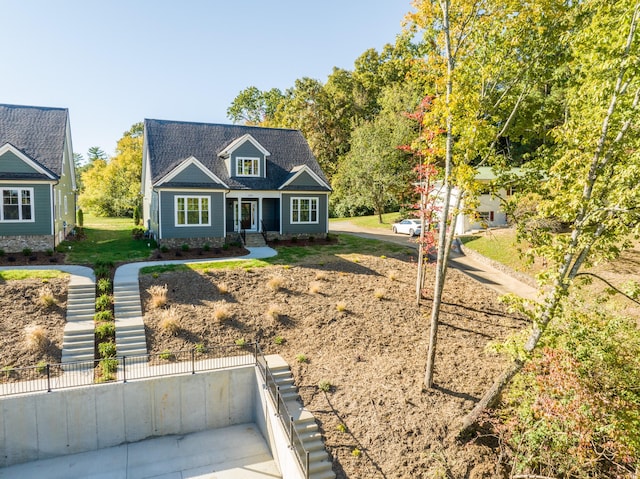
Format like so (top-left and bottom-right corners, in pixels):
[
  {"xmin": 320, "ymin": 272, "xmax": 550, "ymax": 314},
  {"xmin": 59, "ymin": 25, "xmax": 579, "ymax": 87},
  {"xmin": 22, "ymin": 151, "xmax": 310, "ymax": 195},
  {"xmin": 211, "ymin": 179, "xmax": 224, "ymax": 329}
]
[
  {"xmin": 236, "ymin": 157, "xmax": 260, "ymax": 177},
  {"xmin": 291, "ymin": 197, "xmax": 318, "ymax": 224},
  {"xmin": 1, "ymin": 188, "xmax": 34, "ymax": 222},
  {"xmin": 175, "ymin": 195, "xmax": 210, "ymax": 226}
]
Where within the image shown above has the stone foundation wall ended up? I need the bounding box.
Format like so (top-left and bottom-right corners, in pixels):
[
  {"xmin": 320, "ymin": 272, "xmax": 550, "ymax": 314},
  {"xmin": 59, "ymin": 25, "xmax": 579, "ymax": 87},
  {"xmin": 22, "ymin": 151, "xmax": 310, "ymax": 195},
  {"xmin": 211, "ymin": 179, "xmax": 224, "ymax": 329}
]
[
  {"xmin": 159, "ymin": 236, "xmax": 226, "ymax": 249},
  {"xmin": 265, "ymin": 232, "xmax": 327, "ymax": 242},
  {"xmin": 0, "ymin": 235, "xmax": 55, "ymax": 253}
]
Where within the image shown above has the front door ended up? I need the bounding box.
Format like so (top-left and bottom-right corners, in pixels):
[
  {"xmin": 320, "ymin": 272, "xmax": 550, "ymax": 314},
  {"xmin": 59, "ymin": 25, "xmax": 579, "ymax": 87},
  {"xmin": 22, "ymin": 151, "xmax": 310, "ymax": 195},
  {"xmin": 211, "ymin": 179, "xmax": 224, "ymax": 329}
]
[{"xmin": 235, "ymin": 200, "xmax": 258, "ymax": 231}]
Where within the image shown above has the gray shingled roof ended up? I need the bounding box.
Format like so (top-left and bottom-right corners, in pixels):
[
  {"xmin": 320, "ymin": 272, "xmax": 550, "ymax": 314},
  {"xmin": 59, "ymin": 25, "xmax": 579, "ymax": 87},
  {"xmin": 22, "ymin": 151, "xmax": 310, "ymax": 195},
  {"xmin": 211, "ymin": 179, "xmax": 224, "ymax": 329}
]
[
  {"xmin": 145, "ymin": 119, "xmax": 330, "ymax": 191},
  {"xmin": 0, "ymin": 104, "xmax": 69, "ymax": 178}
]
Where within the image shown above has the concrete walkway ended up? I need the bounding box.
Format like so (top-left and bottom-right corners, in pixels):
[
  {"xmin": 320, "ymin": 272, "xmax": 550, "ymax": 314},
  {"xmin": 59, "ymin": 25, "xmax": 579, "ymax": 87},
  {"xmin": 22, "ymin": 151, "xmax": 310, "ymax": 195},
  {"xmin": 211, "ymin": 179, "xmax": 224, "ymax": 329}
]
[
  {"xmin": 0, "ymin": 265, "xmax": 96, "ymax": 364},
  {"xmin": 330, "ymin": 221, "xmax": 539, "ymax": 301},
  {"xmin": 113, "ymin": 247, "xmax": 278, "ymax": 358},
  {"xmin": 0, "ymin": 423, "xmax": 281, "ymax": 479}
]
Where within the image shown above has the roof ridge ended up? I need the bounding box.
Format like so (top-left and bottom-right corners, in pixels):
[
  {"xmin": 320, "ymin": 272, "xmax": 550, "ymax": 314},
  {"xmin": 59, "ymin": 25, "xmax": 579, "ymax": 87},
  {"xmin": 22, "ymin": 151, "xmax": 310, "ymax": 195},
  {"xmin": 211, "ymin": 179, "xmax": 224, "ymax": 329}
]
[
  {"xmin": 144, "ymin": 118, "xmax": 301, "ymax": 133},
  {"xmin": 0, "ymin": 103, "xmax": 68, "ymax": 112}
]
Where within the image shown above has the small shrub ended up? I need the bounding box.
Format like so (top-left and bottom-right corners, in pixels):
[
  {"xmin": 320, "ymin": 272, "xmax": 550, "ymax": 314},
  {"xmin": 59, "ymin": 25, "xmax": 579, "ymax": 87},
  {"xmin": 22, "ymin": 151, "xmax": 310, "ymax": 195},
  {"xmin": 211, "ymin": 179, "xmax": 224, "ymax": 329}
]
[
  {"xmin": 336, "ymin": 301, "xmax": 347, "ymax": 312},
  {"xmin": 100, "ymin": 358, "xmax": 118, "ymax": 376},
  {"xmin": 97, "ymin": 277, "xmax": 112, "ymax": 294},
  {"xmin": 267, "ymin": 275, "xmax": 285, "ymax": 291},
  {"xmin": 95, "ymin": 322, "xmax": 116, "ymax": 340},
  {"xmin": 373, "ymin": 288, "xmax": 386, "ymax": 300},
  {"xmin": 95, "ymin": 294, "xmax": 112, "ymax": 311},
  {"xmin": 181, "ymin": 243, "xmax": 190, "ymax": 252},
  {"xmin": 282, "ymin": 264, "xmax": 291, "ymax": 270},
  {"xmin": 352, "ymin": 448, "xmax": 361, "ymax": 458},
  {"xmin": 94, "ymin": 265, "xmax": 110, "ymax": 279},
  {"xmin": 159, "ymin": 308, "xmax": 180, "ymax": 335},
  {"xmin": 2, "ymin": 366, "xmax": 14, "ymax": 379},
  {"xmin": 387, "ymin": 270, "xmax": 399, "ymax": 281},
  {"xmin": 195, "ymin": 343, "xmax": 207, "ymax": 354},
  {"xmin": 94, "ymin": 310, "xmax": 114, "ymax": 322},
  {"xmin": 203, "ymin": 243, "xmax": 211, "ymax": 252},
  {"xmin": 235, "ymin": 338, "xmax": 247, "ymax": 347},
  {"xmin": 152, "ymin": 272, "xmax": 159, "ymax": 279},
  {"xmin": 98, "ymin": 341, "xmax": 117, "ymax": 358},
  {"xmin": 296, "ymin": 354, "xmax": 309, "ymax": 363},
  {"xmin": 308, "ymin": 281, "xmax": 322, "ymax": 294},
  {"xmin": 36, "ymin": 361, "xmax": 48, "ymax": 374},
  {"xmin": 222, "ymin": 243, "xmax": 229, "ymax": 251},
  {"xmin": 290, "ymin": 236, "xmax": 298, "ymax": 243},
  {"xmin": 380, "ymin": 255, "xmax": 387, "ymax": 259},
  {"xmin": 216, "ymin": 283, "xmax": 229, "ymax": 294},
  {"xmin": 318, "ymin": 380, "xmax": 332, "ymax": 392},
  {"xmin": 159, "ymin": 350, "xmax": 175, "ymax": 361},
  {"xmin": 38, "ymin": 286, "xmax": 56, "ymax": 307},
  {"xmin": 22, "ymin": 247, "xmax": 32, "ymax": 257},
  {"xmin": 25, "ymin": 325, "xmax": 48, "ymax": 351},
  {"xmin": 213, "ymin": 303, "xmax": 231, "ymax": 321},
  {"xmin": 274, "ymin": 335, "xmax": 285, "ymax": 345},
  {"xmin": 0, "ymin": 249, "xmax": 4, "ymax": 257},
  {"xmin": 160, "ymin": 245, "xmax": 169, "ymax": 253},
  {"xmin": 45, "ymin": 248, "xmax": 54, "ymax": 257},
  {"xmin": 264, "ymin": 304, "xmax": 280, "ymax": 322},
  {"xmin": 94, "ymin": 260, "xmax": 114, "ymax": 269},
  {"xmin": 147, "ymin": 284, "xmax": 168, "ymax": 308},
  {"xmin": 314, "ymin": 271, "xmax": 329, "ymax": 281},
  {"xmin": 77, "ymin": 208, "xmax": 84, "ymax": 227},
  {"xmin": 308, "ymin": 235, "xmax": 315, "ymax": 242},
  {"xmin": 336, "ymin": 423, "xmax": 347, "ymax": 433}
]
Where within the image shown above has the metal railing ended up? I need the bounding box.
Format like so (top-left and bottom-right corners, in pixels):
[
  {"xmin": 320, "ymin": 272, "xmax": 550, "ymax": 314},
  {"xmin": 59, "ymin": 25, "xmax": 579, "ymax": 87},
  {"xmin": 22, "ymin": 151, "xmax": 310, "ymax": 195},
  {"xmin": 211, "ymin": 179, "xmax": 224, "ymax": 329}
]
[
  {"xmin": 0, "ymin": 343, "xmax": 254, "ymax": 397},
  {"xmin": 255, "ymin": 344, "xmax": 310, "ymax": 479},
  {"xmin": 260, "ymin": 219, "xmax": 269, "ymax": 243},
  {"xmin": 0, "ymin": 342, "xmax": 311, "ymax": 478}
]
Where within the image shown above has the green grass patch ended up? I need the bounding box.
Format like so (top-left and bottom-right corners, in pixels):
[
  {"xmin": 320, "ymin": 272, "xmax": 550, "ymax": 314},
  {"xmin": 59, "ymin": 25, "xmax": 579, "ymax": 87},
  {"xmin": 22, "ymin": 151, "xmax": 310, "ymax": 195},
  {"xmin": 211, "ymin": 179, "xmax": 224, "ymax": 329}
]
[
  {"xmin": 329, "ymin": 212, "xmax": 403, "ymax": 229},
  {"xmin": 459, "ymin": 230, "xmax": 534, "ymax": 272},
  {"xmin": 0, "ymin": 270, "xmax": 68, "ymax": 281},
  {"xmin": 140, "ymin": 259, "xmax": 270, "ymax": 276},
  {"xmin": 60, "ymin": 213, "xmax": 156, "ymax": 264}
]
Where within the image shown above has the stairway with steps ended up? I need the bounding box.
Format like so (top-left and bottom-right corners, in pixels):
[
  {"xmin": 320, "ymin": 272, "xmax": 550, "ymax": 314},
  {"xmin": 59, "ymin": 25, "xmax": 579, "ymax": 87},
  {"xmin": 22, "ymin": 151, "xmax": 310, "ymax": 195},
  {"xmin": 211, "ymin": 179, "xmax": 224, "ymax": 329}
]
[
  {"xmin": 243, "ymin": 233, "xmax": 267, "ymax": 247},
  {"xmin": 265, "ymin": 355, "xmax": 335, "ymax": 479},
  {"xmin": 114, "ymin": 281, "xmax": 148, "ymax": 357},
  {"xmin": 62, "ymin": 281, "xmax": 96, "ymax": 364}
]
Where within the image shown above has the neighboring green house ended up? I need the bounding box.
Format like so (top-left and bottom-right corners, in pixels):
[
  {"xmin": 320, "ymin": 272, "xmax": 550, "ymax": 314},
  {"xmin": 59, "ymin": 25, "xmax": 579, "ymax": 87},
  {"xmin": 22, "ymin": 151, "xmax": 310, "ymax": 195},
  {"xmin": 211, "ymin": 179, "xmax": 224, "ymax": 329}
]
[
  {"xmin": 0, "ymin": 104, "xmax": 76, "ymax": 252},
  {"xmin": 141, "ymin": 119, "xmax": 331, "ymax": 247}
]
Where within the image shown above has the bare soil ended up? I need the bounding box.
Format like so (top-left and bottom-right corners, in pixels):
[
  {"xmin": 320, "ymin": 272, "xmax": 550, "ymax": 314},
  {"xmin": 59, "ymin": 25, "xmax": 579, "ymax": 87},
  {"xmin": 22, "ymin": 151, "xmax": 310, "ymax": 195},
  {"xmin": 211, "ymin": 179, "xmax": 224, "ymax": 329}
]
[
  {"xmin": 0, "ymin": 277, "xmax": 68, "ymax": 368},
  {"xmin": 139, "ymin": 251, "xmax": 527, "ymax": 478},
  {"xmin": 0, "ymin": 244, "xmax": 528, "ymax": 477}
]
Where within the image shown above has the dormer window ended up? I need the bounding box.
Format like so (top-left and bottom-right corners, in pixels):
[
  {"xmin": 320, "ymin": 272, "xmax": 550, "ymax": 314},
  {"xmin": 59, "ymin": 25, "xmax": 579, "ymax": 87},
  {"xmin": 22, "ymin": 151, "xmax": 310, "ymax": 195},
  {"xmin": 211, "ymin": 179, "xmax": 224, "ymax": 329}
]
[{"xmin": 236, "ymin": 157, "xmax": 260, "ymax": 177}]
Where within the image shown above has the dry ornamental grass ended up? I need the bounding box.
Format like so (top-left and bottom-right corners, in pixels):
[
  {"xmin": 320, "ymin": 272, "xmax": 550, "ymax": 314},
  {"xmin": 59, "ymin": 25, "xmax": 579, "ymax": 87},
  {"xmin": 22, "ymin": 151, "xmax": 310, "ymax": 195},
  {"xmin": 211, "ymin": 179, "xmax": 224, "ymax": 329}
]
[{"xmin": 147, "ymin": 284, "xmax": 168, "ymax": 308}]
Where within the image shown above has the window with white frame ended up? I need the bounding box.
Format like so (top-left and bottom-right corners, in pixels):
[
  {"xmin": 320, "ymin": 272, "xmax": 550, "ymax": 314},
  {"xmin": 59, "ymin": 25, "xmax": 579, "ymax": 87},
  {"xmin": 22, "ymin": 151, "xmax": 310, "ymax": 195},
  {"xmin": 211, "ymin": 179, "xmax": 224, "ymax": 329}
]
[
  {"xmin": 175, "ymin": 195, "xmax": 210, "ymax": 226},
  {"xmin": 236, "ymin": 157, "xmax": 260, "ymax": 177},
  {"xmin": 1, "ymin": 188, "xmax": 34, "ymax": 222},
  {"xmin": 291, "ymin": 197, "xmax": 318, "ymax": 224}
]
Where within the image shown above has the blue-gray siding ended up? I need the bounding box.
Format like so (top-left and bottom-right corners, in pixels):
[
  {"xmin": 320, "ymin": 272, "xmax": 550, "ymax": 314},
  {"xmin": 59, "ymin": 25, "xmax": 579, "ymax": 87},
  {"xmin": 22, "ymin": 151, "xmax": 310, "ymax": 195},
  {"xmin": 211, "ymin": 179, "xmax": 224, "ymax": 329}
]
[
  {"xmin": 262, "ymin": 198, "xmax": 279, "ymax": 231},
  {"xmin": 286, "ymin": 170, "xmax": 323, "ymax": 188},
  {"xmin": 171, "ymin": 164, "xmax": 226, "ymax": 186},
  {"xmin": 281, "ymin": 193, "xmax": 328, "ymax": 235},
  {"xmin": 0, "ymin": 151, "xmax": 43, "ymax": 175},
  {"xmin": 159, "ymin": 190, "xmax": 225, "ymax": 239},
  {"xmin": 0, "ymin": 183, "xmax": 52, "ymax": 236}
]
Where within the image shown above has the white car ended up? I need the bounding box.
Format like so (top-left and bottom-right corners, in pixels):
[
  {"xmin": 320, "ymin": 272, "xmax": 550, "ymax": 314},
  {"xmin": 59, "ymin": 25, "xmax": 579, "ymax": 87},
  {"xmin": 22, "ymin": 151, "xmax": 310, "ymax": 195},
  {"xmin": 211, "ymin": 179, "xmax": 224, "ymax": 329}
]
[{"xmin": 392, "ymin": 219, "xmax": 422, "ymax": 236}]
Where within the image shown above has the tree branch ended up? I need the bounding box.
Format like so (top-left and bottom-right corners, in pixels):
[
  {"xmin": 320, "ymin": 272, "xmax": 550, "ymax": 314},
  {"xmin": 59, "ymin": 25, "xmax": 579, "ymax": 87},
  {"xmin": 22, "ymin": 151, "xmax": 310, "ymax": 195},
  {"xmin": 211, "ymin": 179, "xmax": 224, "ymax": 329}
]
[{"xmin": 574, "ymin": 272, "xmax": 640, "ymax": 306}]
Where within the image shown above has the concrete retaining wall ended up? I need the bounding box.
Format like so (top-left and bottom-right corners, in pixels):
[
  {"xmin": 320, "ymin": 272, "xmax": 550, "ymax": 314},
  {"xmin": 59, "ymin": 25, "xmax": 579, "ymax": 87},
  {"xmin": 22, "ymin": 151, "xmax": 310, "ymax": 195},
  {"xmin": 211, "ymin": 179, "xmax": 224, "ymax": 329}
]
[{"xmin": 0, "ymin": 367, "xmax": 256, "ymax": 467}]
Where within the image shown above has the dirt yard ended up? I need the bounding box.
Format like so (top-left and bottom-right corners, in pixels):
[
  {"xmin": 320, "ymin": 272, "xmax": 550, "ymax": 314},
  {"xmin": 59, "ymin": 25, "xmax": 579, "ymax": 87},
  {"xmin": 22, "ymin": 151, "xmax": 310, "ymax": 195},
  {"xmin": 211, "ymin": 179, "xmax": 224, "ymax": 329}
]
[
  {"xmin": 0, "ymin": 243, "xmax": 530, "ymax": 477},
  {"xmin": 138, "ymin": 250, "xmax": 527, "ymax": 478}
]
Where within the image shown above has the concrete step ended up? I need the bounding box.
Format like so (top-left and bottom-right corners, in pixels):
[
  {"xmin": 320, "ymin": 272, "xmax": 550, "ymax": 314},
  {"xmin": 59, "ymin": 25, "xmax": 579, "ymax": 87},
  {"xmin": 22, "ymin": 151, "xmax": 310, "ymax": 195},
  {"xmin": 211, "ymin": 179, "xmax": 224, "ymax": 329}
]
[
  {"xmin": 63, "ymin": 333, "xmax": 95, "ymax": 344},
  {"xmin": 117, "ymin": 347, "xmax": 147, "ymax": 357},
  {"xmin": 62, "ymin": 344, "xmax": 94, "ymax": 355},
  {"xmin": 309, "ymin": 468, "xmax": 336, "ymax": 479},
  {"xmin": 117, "ymin": 335, "xmax": 147, "ymax": 346},
  {"xmin": 304, "ymin": 438, "xmax": 327, "ymax": 452},
  {"xmin": 62, "ymin": 351, "xmax": 95, "ymax": 363},
  {"xmin": 309, "ymin": 460, "xmax": 334, "ymax": 476}
]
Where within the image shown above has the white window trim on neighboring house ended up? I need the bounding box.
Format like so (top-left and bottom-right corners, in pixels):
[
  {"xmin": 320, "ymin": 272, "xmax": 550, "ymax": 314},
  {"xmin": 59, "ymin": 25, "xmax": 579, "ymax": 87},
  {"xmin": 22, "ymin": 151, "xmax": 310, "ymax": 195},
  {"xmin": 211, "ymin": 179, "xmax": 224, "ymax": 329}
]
[
  {"xmin": 1, "ymin": 187, "xmax": 35, "ymax": 222},
  {"xmin": 175, "ymin": 195, "xmax": 211, "ymax": 226},
  {"xmin": 290, "ymin": 197, "xmax": 319, "ymax": 224},
  {"xmin": 236, "ymin": 157, "xmax": 260, "ymax": 177}
]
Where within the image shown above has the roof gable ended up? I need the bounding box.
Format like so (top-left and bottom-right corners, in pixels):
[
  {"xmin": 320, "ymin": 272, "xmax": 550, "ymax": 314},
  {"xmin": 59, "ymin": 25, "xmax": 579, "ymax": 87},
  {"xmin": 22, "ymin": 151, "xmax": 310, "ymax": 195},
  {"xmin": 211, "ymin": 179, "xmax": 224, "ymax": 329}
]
[
  {"xmin": 0, "ymin": 104, "xmax": 69, "ymax": 178},
  {"xmin": 219, "ymin": 134, "xmax": 270, "ymax": 158},
  {"xmin": 0, "ymin": 143, "xmax": 57, "ymax": 179},
  {"xmin": 155, "ymin": 156, "xmax": 229, "ymax": 188},
  {"xmin": 279, "ymin": 165, "xmax": 331, "ymax": 191}
]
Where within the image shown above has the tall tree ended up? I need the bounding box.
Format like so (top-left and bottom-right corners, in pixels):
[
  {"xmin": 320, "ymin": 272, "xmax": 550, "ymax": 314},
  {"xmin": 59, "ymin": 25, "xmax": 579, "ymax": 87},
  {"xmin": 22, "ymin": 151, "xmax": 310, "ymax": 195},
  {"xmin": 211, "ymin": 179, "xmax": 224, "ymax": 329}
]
[
  {"xmin": 226, "ymin": 86, "xmax": 284, "ymax": 125},
  {"xmin": 461, "ymin": 0, "xmax": 640, "ymax": 434}
]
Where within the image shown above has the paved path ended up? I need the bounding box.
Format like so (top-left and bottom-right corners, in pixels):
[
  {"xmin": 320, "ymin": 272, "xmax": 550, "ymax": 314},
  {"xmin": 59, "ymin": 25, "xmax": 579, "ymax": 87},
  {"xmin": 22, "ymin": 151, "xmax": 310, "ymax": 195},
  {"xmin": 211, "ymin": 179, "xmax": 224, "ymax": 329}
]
[{"xmin": 330, "ymin": 221, "xmax": 539, "ymax": 301}]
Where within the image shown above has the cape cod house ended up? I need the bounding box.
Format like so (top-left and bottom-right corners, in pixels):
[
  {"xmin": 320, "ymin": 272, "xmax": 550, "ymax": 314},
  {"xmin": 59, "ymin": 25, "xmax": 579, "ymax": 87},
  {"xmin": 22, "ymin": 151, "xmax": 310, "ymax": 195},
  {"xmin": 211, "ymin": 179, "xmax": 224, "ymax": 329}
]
[
  {"xmin": 141, "ymin": 119, "xmax": 331, "ymax": 247},
  {"xmin": 0, "ymin": 104, "xmax": 76, "ymax": 252}
]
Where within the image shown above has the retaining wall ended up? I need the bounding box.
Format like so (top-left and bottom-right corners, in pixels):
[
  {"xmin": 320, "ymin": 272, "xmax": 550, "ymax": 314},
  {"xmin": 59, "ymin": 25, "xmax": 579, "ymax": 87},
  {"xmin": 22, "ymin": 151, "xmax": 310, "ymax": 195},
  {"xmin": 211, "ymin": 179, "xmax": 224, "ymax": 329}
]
[{"xmin": 0, "ymin": 366, "xmax": 256, "ymax": 467}]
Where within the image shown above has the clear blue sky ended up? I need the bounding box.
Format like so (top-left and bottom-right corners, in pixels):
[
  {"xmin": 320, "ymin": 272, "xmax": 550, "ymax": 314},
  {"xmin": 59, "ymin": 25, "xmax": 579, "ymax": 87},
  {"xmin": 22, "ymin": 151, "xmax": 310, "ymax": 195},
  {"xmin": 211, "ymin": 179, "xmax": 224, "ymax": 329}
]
[{"xmin": 1, "ymin": 0, "xmax": 413, "ymax": 159}]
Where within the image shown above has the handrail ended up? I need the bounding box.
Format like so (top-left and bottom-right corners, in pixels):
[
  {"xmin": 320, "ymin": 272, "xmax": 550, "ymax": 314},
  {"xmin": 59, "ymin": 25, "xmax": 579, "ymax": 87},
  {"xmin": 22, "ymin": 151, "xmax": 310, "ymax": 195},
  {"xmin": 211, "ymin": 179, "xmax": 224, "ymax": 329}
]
[
  {"xmin": 260, "ymin": 219, "xmax": 268, "ymax": 243},
  {"xmin": 255, "ymin": 343, "xmax": 311, "ymax": 479},
  {"xmin": 240, "ymin": 228, "xmax": 246, "ymax": 245}
]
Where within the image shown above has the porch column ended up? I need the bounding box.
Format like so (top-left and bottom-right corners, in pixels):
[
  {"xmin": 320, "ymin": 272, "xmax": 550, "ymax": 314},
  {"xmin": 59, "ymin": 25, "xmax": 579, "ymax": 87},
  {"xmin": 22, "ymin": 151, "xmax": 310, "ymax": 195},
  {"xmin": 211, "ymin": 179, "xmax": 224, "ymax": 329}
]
[
  {"xmin": 258, "ymin": 197, "xmax": 263, "ymax": 232},
  {"xmin": 237, "ymin": 195, "xmax": 242, "ymax": 232}
]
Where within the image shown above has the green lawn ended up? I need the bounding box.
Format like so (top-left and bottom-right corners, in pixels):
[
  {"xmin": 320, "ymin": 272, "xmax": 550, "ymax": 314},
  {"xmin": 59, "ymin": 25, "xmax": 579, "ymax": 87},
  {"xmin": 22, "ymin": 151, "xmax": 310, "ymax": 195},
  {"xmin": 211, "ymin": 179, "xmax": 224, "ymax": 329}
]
[
  {"xmin": 329, "ymin": 212, "xmax": 404, "ymax": 230},
  {"xmin": 0, "ymin": 270, "xmax": 68, "ymax": 281},
  {"xmin": 459, "ymin": 229, "xmax": 537, "ymax": 273},
  {"xmin": 60, "ymin": 214, "xmax": 156, "ymax": 265}
]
